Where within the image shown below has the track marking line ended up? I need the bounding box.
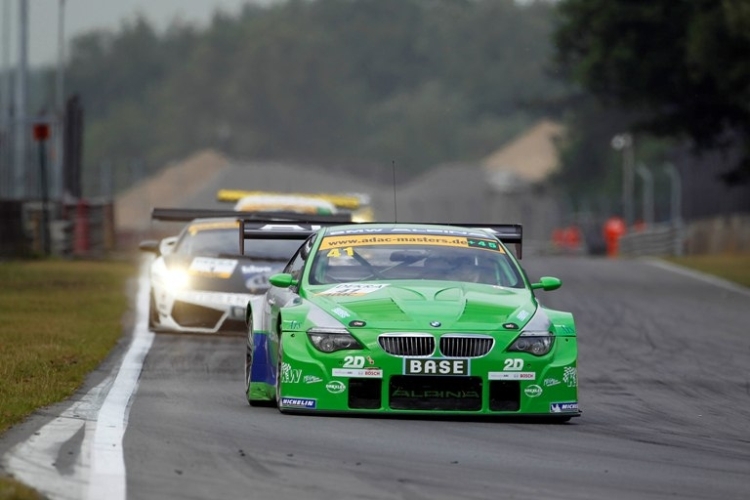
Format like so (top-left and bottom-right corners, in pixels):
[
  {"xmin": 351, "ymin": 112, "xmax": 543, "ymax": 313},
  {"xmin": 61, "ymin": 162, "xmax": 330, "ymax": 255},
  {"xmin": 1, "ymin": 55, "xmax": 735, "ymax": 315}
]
[
  {"xmin": 644, "ymin": 258, "xmax": 750, "ymax": 298},
  {"xmin": 2, "ymin": 271, "xmax": 153, "ymax": 500}
]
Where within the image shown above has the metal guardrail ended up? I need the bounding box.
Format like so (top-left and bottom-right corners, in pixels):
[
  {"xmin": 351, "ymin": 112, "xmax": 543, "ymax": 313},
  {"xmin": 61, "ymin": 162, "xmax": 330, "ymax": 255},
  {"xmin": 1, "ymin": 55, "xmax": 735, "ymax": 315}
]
[
  {"xmin": 0, "ymin": 200, "xmax": 115, "ymax": 258},
  {"xmin": 619, "ymin": 223, "xmax": 685, "ymax": 257}
]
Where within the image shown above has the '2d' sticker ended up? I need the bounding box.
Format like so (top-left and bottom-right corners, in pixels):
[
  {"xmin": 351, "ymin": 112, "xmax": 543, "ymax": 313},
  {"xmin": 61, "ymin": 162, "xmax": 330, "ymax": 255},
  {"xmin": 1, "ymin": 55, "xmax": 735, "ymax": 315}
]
[
  {"xmin": 318, "ymin": 283, "xmax": 389, "ymax": 296},
  {"xmin": 189, "ymin": 257, "xmax": 237, "ymax": 278}
]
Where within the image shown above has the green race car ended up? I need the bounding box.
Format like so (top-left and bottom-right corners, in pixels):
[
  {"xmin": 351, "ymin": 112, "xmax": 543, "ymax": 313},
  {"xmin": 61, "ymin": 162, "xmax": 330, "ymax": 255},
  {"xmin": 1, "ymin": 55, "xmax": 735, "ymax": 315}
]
[{"xmin": 243, "ymin": 222, "xmax": 579, "ymax": 421}]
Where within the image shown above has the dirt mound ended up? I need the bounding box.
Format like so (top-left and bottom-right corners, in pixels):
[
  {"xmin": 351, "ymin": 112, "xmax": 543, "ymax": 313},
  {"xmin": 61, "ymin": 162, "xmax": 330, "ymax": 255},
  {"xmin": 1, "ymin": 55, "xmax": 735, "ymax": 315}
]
[{"xmin": 115, "ymin": 150, "xmax": 229, "ymax": 232}]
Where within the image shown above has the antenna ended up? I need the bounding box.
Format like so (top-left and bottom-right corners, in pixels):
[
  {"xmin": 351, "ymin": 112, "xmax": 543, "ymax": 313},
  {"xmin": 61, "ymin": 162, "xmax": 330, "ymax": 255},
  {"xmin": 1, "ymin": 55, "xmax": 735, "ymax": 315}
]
[{"xmin": 392, "ymin": 159, "xmax": 398, "ymax": 222}]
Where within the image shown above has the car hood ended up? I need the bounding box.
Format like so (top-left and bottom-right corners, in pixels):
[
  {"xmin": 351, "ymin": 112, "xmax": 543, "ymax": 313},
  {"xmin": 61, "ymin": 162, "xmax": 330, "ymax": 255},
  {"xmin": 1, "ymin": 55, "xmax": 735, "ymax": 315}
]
[{"xmin": 304, "ymin": 281, "xmax": 537, "ymax": 331}]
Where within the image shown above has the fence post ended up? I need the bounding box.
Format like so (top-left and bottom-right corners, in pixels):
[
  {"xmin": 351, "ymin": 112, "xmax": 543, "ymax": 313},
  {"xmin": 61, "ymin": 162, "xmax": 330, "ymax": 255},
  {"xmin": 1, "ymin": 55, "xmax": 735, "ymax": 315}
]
[
  {"xmin": 664, "ymin": 163, "xmax": 684, "ymax": 256},
  {"xmin": 73, "ymin": 198, "xmax": 89, "ymax": 256},
  {"xmin": 636, "ymin": 163, "xmax": 654, "ymax": 226}
]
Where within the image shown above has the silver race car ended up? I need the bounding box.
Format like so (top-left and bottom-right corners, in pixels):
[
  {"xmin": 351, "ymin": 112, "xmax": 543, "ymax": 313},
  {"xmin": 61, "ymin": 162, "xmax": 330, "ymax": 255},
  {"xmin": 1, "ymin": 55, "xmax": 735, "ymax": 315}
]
[{"xmin": 139, "ymin": 209, "xmax": 349, "ymax": 334}]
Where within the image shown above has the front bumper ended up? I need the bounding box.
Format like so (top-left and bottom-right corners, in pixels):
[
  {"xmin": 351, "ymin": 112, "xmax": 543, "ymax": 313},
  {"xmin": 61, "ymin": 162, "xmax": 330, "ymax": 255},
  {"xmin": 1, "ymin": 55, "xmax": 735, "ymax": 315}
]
[
  {"xmin": 154, "ymin": 287, "xmax": 255, "ymax": 334},
  {"xmin": 276, "ymin": 331, "xmax": 580, "ymax": 416}
]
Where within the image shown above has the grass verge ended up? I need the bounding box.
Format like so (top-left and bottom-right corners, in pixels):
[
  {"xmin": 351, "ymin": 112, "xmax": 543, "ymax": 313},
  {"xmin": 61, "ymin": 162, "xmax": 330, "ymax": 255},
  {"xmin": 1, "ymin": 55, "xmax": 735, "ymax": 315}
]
[
  {"xmin": 0, "ymin": 259, "xmax": 135, "ymax": 498},
  {"xmin": 663, "ymin": 253, "xmax": 750, "ymax": 288}
]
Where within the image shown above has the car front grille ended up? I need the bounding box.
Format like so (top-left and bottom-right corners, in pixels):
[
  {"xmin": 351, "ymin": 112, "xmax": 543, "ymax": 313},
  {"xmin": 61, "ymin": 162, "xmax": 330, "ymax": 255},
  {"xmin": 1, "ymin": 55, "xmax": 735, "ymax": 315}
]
[
  {"xmin": 439, "ymin": 335, "xmax": 494, "ymax": 358},
  {"xmin": 378, "ymin": 334, "xmax": 435, "ymax": 357}
]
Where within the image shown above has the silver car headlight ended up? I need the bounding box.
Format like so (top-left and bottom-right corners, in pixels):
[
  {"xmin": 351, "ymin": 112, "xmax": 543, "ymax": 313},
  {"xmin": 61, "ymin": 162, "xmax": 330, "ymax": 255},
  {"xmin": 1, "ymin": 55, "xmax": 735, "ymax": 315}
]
[
  {"xmin": 165, "ymin": 269, "xmax": 190, "ymax": 292},
  {"xmin": 307, "ymin": 327, "xmax": 363, "ymax": 353},
  {"xmin": 508, "ymin": 332, "xmax": 554, "ymax": 356}
]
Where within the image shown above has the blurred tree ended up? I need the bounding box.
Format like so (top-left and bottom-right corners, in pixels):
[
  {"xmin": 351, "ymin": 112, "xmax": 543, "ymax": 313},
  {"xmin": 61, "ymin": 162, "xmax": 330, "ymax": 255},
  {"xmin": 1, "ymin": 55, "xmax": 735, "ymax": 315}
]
[
  {"xmin": 554, "ymin": 0, "xmax": 750, "ymax": 184},
  {"xmin": 63, "ymin": 0, "xmax": 562, "ymax": 186}
]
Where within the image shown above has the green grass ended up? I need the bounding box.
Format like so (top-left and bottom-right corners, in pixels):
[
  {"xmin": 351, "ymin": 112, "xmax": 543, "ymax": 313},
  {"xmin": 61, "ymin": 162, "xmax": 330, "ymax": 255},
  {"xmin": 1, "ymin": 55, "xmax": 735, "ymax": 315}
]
[
  {"xmin": 663, "ymin": 254, "xmax": 750, "ymax": 288},
  {"xmin": 0, "ymin": 477, "xmax": 42, "ymax": 500},
  {"xmin": 0, "ymin": 259, "xmax": 135, "ymax": 499}
]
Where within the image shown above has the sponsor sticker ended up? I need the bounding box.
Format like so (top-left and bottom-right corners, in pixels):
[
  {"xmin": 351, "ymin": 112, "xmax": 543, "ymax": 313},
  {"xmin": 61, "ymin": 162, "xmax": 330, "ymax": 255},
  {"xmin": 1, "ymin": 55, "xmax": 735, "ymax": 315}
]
[
  {"xmin": 280, "ymin": 362, "xmax": 302, "ymax": 384},
  {"xmin": 488, "ymin": 371, "xmax": 536, "ymax": 380},
  {"xmin": 516, "ymin": 310, "xmax": 530, "ymax": 321},
  {"xmin": 550, "ymin": 402, "xmax": 578, "ymax": 413},
  {"xmin": 331, "ymin": 307, "xmax": 351, "ymax": 318},
  {"xmin": 241, "ymin": 265, "xmax": 273, "ymax": 274},
  {"xmin": 524, "ymin": 385, "xmax": 543, "ymax": 398},
  {"xmin": 180, "ymin": 291, "xmax": 249, "ymax": 306},
  {"xmin": 188, "ymin": 257, "xmax": 237, "ymax": 278},
  {"xmin": 320, "ymin": 234, "xmax": 467, "ymax": 250},
  {"xmin": 280, "ymin": 397, "xmax": 317, "ymax": 409},
  {"xmin": 391, "ymin": 388, "xmax": 480, "ymax": 399},
  {"xmin": 503, "ymin": 358, "xmax": 524, "ymax": 371},
  {"xmin": 304, "ymin": 375, "xmax": 322, "ymax": 384},
  {"xmin": 563, "ymin": 366, "xmax": 577, "ymax": 388},
  {"xmin": 326, "ymin": 381, "xmax": 346, "ymax": 394},
  {"xmin": 466, "ymin": 238, "xmax": 504, "ymax": 253},
  {"xmin": 543, "ymin": 378, "xmax": 561, "ymax": 387},
  {"xmin": 332, "ymin": 368, "xmax": 383, "ymax": 378},
  {"xmin": 404, "ymin": 358, "xmax": 470, "ymax": 376},
  {"xmin": 318, "ymin": 284, "xmax": 389, "ymax": 296}
]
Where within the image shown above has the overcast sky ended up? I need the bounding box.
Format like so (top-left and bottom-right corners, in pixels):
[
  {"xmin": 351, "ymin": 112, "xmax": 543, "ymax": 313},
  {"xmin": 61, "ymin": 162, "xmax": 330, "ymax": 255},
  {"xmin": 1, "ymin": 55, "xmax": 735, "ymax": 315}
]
[{"xmin": 2, "ymin": 0, "xmax": 276, "ymax": 68}]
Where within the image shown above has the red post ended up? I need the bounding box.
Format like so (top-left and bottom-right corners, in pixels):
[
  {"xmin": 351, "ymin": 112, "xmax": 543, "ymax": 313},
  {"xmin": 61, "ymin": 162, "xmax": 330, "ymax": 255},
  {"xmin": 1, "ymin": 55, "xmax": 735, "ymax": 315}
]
[
  {"xmin": 603, "ymin": 217, "xmax": 626, "ymax": 258},
  {"xmin": 74, "ymin": 199, "xmax": 90, "ymax": 256}
]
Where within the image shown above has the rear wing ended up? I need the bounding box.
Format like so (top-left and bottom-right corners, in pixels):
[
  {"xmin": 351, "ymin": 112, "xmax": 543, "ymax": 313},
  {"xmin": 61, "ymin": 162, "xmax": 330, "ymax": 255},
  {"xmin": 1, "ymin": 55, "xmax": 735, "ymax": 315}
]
[
  {"xmin": 236, "ymin": 218, "xmax": 522, "ymax": 258},
  {"xmin": 151, "ymin": 207, "xmax": 351, "ymax": 223},
  {"xmin": 238, "ymin": 218, "xmax": 347, "ymax": 256}
]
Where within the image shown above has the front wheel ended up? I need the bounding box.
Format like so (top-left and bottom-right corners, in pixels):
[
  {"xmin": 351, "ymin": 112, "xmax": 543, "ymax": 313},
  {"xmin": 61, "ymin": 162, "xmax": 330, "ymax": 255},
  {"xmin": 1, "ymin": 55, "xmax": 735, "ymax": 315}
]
[
  {"xmin": 275, "ymin": 332, "xmax": 287, "ymax": 413},
  {"xmin": 245, "ymin": 321, "xmax": 254, "ymax": 405}
]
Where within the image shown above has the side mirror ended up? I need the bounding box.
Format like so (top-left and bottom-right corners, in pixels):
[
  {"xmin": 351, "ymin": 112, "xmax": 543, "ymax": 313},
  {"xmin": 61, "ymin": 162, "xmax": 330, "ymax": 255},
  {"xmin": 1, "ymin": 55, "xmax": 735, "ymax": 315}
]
[
  {"xmin": 159, "ymin": 236, "xmax": 179, "ymax": 256},
  {"xmin": 269, "ymin": 273, "xmax": 297, "ymax": 289},
  {"xmin": 531, "ymin": 276, "xmax": 562, "ymax": 291},
  {"xmin": 138, "ymin": 240, "xmax": 160, "ymax": 254}
]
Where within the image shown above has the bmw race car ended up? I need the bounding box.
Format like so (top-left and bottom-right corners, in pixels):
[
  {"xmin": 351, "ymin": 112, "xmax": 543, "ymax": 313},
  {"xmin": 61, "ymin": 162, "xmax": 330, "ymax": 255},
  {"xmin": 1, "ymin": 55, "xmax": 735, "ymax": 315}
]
[
  {"xmin": 244, "ymin": 221, "xmax": 580, "ymax": 420},
  {"xmin": 139, "ymin": 209, "xmax": 349, "ymax": 334}
]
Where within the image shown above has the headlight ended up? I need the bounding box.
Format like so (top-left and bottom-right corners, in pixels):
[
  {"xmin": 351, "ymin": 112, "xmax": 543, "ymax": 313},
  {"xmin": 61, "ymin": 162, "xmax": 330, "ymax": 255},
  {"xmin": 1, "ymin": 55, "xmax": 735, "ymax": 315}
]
[
  {"xmin": 508, "ymin": 332, "xmax": 554, "ymax": 356},
  {"xmin": 307, "ymin": 327, "xmax": 363, "ymax": 353},
  {"xmin": 166, "ymin": 269, "xmax": 190, "ymax": 292}
]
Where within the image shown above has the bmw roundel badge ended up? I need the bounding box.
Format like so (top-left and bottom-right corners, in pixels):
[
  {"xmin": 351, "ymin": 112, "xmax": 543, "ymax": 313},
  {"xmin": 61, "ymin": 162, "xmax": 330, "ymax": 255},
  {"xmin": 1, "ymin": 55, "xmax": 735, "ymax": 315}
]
[{"xmin": 430, "ymin": 321, "xmax": 441, "ymax": 328}]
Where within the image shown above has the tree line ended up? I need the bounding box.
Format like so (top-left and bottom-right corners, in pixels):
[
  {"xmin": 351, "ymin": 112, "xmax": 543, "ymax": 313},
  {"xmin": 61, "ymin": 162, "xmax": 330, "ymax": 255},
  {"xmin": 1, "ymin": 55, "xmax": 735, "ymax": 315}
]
[
  {"xmin": 35, "ymin": 0, "xmax": 748, "ymax": 208},
  {"xmin": 61, "ymin": 0, "xmax": 564, "ymax": 185}
]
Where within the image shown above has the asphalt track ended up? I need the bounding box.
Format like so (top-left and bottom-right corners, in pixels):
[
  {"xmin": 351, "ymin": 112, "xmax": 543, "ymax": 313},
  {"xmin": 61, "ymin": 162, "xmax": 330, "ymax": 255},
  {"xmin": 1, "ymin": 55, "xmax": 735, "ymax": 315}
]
[
  {"xmin": 121, "ymin": 256, "xmax": 750, "ymax": 500},
  {"xmin": 0, "ymin": 257, "xmax": 750, "ymax": 500}
]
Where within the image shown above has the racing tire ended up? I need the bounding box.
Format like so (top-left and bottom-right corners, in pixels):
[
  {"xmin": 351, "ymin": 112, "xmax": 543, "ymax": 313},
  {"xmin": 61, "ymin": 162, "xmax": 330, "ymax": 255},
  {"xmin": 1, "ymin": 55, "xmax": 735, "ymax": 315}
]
[
  {"xmin": 147, "ymin": 289, "xmax": 158, "ymax": 330},
  {"xmin": 245, "ymin": 324, "xmax": 254, "ymax": 406},
  {"xmin": 275, "ymin": 323, "xmax": 288, "ymax": 413}
]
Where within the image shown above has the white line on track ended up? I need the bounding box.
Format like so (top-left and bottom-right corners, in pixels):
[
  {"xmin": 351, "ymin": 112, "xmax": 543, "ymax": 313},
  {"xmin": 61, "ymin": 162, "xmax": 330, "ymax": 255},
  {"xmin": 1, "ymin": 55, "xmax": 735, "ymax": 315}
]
[
  {"xmin": 2, "ymin": 270, "xmax": 154, "ymax": 500},
  {"xmin": 644, "ymin": 258, "xmax": 750, "ymax": 298}
]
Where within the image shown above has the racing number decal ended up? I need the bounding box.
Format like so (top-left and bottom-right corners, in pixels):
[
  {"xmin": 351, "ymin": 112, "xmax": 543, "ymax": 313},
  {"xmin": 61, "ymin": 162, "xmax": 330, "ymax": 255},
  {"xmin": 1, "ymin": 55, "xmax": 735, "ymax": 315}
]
[
  {"xmin": 504, "ymin": 358, "xmax": 524, "ymax": 371},
  {"xmin": 327, "ymin": 247, "xmax": 355, "ymax": 258},
  {"xmin": 343, "ymin": 355, "xmax": 365, "ymax": 368}
]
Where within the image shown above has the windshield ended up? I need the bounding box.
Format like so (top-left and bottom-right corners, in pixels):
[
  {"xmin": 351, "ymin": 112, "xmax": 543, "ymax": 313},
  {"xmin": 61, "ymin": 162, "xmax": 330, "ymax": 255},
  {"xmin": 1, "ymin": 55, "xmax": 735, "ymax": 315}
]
[
  {"xmin": 309, "ymin": 233, "xmax": 524, "ymax": 288},
  {"xmin": 174, "ymin": 228, "xmax": 301, "ymax": 260}
]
